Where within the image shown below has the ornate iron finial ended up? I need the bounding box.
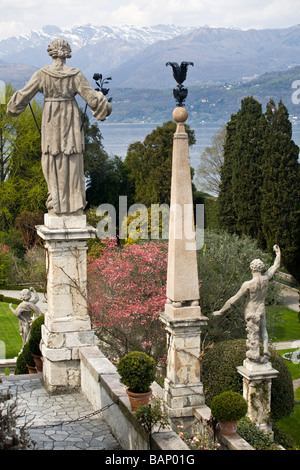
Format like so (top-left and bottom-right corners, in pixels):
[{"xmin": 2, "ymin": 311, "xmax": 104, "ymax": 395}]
[{"xmin": 166, "ymin": 61, "xmax": 194, "ymax": 107}]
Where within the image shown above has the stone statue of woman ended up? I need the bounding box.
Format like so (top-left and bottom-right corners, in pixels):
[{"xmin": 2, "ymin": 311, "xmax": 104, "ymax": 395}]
[
  {"xmin": 213, "ymin": 245, "xmax": 281, "ymax": 363},
  {"xmin": 7, "ymin": 38, "xmax": 112, "ymax": 215},
  {"xmin": 9, "ymin": 287, "xmax": 42, "ymax": 346}
]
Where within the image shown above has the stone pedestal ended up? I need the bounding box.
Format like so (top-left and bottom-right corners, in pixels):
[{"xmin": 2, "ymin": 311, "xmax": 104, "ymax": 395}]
[
  {"xmin": 160, "ymin": 107, "xmax": 208, "ymax": 431},
  {"xmin": 237, "ymin": 359, "xmax": 279, "ymax": 436},
  {"xmin": 36, "ymin": 213, "xmax": 96, "ymax": 394},
  {"xmin": 161, "ymin": 306, "xmax": 208, "ymax": 429}
]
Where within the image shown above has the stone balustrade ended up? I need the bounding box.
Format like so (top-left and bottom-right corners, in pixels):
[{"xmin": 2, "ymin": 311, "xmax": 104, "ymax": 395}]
[{"xmin": 79, "ymin": 346, "xmax": 190, "ymax": 451}]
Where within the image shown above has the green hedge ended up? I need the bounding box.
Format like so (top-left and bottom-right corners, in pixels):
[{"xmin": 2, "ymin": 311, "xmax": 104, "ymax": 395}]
[
  {"xmin": 14, "ymin": 342, "xmax": 35, "ymax": 375},
  {"xmin": 0, "ymin": 295, "xmax": 22, "ymax": 305},
  {"xmin": 201, "ymin": 338, "xmax": 295, "ymax": 421}
]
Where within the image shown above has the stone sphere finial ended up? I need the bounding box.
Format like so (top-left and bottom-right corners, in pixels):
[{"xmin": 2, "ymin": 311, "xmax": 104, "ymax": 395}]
[{"xmin": 173, "ymin": 106, "xmax": 188, "ymax": 123}]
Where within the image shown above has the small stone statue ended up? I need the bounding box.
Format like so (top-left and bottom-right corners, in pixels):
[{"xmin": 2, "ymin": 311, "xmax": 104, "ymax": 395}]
[
  {"xmin": 213, "ymin": 245, "xmax": 281, "ymax": 363},
  {"xmin": 9, "ymin": 287, "xmax": 42, "ymax": 346},
  {"xmin": 7, "ymin": 38, "xmax": 112, "ymax": 215}
]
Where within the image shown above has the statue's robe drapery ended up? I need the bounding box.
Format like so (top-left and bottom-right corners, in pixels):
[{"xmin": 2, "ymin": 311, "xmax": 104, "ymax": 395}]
[{"xmin": 7, "ymin": 66, "xmax": 111, "ymax": 214}]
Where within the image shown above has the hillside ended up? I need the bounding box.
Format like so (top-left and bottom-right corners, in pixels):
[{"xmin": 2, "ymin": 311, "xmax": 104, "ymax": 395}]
[{"xmin": 97, "ymin": 66, "xmax": 300, "ymax": 123}]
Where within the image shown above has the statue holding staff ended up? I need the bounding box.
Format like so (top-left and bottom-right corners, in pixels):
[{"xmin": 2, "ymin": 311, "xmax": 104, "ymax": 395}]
[
  {"xmin": 7, "ymin": 38, "xmax": 112, "ymax": 215},
  {"xmin": 213, "ymin": 245, "xmax": 281, "ymax": 363}
]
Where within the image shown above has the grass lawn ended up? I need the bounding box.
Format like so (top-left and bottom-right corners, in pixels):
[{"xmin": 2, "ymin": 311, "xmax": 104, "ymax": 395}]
[
  {"xmin": 277, "ymin": 348, "xmax": 300, "ymax": 379},
  {"xmin": 0, "ymin": 302, "xmax": 23, "ymax": 359},
  {"xmin": 268, "ymin": 306, "xmax": 300, "ymax": 342},
  {"xmin": 268, "ymin": 305, "xmax": 300, "ymax": 446},
  {"xmin": 276, "ymin": 348, "xmax": 300, "ymax": 446},
  {"xmin": 276, "ymin": 400, "xmax": 300, "ymax": 446}
]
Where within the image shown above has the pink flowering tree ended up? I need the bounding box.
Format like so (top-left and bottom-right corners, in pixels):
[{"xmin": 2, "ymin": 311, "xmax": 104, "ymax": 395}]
[
  {"xmin": 0, "ymin": 244, "xmax": 10, "ymax": 287},
  {"xmin": 88, "ymin": 239, "xmax": 168, "ymax": 366}
]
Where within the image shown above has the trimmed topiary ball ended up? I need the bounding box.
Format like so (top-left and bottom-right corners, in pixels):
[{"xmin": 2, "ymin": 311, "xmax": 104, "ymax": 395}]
[
  {"xmin": 210, "ymin": 391, "xmax": 248, "ymax": 422},
  {"xmin": 117, "ymin": 351, "xmax": 156, "ymax": 393}
]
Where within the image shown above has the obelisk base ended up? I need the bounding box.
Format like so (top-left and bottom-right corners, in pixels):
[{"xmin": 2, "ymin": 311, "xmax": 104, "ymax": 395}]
[
  {"xmin": 37, "ymin": 214, "xmax": 96, "ymax": 395},
  {"xmin": 160, "ymin": 306, "xmax": 208, "ymax": 432}
]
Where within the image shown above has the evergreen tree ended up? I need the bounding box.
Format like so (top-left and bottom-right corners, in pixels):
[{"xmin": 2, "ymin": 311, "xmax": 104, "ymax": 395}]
[
  {"xmin": 218, "ymin": 113, "xmax": 238, "ymax": 233},
  {"xmin": 83, "ymin": 114, "xmax": 128, "ymax": 209},
  {"xmin": 218, "ymin": 96, "xmax": 300, "ymax": 282},
  {"xmin": 261, "ymin": 99, "xmax": 300, "ymax": 282},
  {"xmin": 124, "ymin": 121, "xmax": 196, "ymax": 206},
  {"xmin": 231, "ymin": 97, "xmax": 266, "ymax": 246}
]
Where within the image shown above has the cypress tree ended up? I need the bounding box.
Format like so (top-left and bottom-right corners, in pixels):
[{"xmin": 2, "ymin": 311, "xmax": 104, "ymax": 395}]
[
  {"xmin": 261, "ymin": 99, "xmax": 300, "ymax": 282},
  {"xmin": 231, "ymin": 97, "xmax": 266, "ymax": 246},
  {"xmin": 218, "ymin": 113, "xmax": 238, "ymax": 232}
]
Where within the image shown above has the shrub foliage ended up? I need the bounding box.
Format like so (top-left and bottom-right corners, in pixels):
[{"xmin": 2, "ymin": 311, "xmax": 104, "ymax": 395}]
[{"xmin": 201, "ymin": 338, "xmax": 294, "ymax": 421}]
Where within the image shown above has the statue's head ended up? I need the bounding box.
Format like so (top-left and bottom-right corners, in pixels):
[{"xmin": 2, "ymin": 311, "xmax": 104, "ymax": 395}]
[
  {"xmin": 47, "ymin": 38, "xmax": 72, "ymax": 59},
  {"xmin": 250, "ymin": 259, "xmax": 265, "ymax": 273},
  {"xmin": 20, "ymin": 289, "xmax": 31, "ymax": 301}
]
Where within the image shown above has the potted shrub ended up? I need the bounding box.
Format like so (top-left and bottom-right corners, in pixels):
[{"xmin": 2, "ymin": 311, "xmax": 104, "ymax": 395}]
[
  {"xmin": 210, "ymin": 391, "xmax": 248, "ymax": 436},
  {"xmin": 14, "ymin": 342, "xmax": 37, "ymax": 374},
  {"xmin": 117, "ymin": 351, "xmax": 156, "ymax": 410},
  {"xmin": 28, "ymin": 314, "xmax": 44, "ymax": 372}
]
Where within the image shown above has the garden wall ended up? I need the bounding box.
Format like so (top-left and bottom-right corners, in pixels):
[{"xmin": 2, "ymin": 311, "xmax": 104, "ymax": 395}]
[
  {"xmin": 79, "ymin": 346, "xmax": 189, "ymax": 451},
  {"xmin": 79, "ymin": 345, "xmax": 254, "ymax": 451}
]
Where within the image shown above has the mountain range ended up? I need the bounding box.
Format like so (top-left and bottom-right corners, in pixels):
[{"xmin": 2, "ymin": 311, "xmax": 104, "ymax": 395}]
[
  {"xmin": 1, "ymin": 23, "xmax": 300, "ymax": 89},
  {"xmin": 1, "ymin": 24, "xmax": 300, "ymax": 123}
]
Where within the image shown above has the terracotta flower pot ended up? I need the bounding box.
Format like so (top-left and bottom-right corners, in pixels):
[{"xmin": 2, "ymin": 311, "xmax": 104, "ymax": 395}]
[
  {"xmin": 219, "ymin": 420, "xmax": 238, "ymax": 436},
  {"xmin": 27, "ymin": 364, "xmax": 37, "ymax": 374},
  {"xmin": 32, "ymin": 354, "xmax": 43, "ymax": 372},
  {"xmin": 126, "ymin": 388, "xmax": 152, "ymax": 411}
]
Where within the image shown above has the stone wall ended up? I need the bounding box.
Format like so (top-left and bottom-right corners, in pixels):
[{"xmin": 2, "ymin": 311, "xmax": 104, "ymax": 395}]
[
  {"xmin": 194, "ymin": 406, "xmax": 255, "ymax": 451},
  {"xmin": 79, "ymin": 345, "xmax": 255, "ymax": 451},
  {"xmin": 79, "ymin": 346, "xmax": 189, "ymax": 451}
]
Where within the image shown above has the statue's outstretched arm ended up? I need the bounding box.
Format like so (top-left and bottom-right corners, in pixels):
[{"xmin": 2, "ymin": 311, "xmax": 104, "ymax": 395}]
[
  {"xmin": 212, "ymin": 282, "xmax": 249, "ymax": 317},
  {"xmin": 7, "ymin": 71, "xmax": 40, "ymax": 117},
  {"xmin": 9, "ymin": 303, "xmax": 17, "ymax": 316}
]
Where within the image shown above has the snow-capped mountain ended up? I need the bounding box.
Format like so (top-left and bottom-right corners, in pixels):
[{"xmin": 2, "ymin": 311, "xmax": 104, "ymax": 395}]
[
  {"xmin": 0, "ymin": 24, "xmax": 195, "ymax": 66},
  {"xmin": 1, "ymin": 23, "xmax": 300, "ymax": 90}
]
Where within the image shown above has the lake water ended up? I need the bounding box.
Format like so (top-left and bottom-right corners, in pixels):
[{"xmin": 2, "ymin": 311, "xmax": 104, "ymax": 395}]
[{"xmin": 99, "ymin": 121, "xmax": 300, "ymax": 174}]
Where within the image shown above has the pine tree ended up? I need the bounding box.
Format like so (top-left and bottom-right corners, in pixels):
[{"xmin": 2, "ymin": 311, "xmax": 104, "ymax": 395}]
[{"xmin": 261, "ymin": 99, "xmax": 300, "ymax": 282}]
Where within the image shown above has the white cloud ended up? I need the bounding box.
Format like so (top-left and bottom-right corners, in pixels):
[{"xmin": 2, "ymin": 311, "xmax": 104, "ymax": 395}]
[
  {"xmin": 0, "ymin": 21, "xmax": 31, "ymax": 39},
  {"xmin": 0, "ymin": 0, "xmax": 299, "ymax": 40}
]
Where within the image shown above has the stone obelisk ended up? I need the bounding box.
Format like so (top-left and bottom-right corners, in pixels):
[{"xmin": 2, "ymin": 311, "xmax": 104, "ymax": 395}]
[{"xmin": 160, "ymin": 68, "xmax": 208, "ymax": 429}]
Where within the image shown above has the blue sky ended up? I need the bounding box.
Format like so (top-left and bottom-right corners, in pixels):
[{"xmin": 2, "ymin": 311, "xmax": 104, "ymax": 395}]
[{"xmin": 0, "ymin": 0, "xmax": 299, "ymax": 40}]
